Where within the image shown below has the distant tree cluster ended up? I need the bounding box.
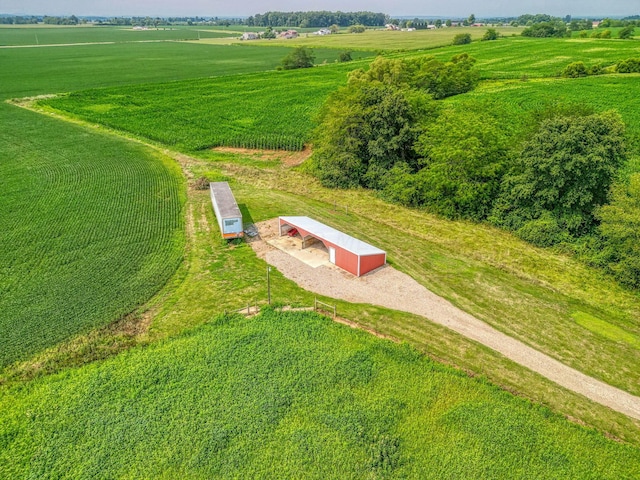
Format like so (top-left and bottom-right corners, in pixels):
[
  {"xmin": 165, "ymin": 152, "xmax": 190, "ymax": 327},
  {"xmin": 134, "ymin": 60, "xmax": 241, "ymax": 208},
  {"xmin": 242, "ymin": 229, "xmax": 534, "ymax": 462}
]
[
  {"xmin": 245, "ymin": 11, "xmax": 388, "ymax": 28},
  {"xmin": 522, "ymin": 21, "xmax": 569, "ymax": 38},
  {"xmin": 43, "ymin": 15, "xmax": 79, "ymax": 25},
  {"xmin": 0, "ymin": 16, "xmax": 39, "ymax": 24}
]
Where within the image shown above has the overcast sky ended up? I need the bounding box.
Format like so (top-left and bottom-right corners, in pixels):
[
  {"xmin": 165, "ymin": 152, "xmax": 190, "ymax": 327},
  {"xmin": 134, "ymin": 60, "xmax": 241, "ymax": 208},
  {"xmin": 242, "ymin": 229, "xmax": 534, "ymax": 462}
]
[{"xmin": 2, "ymin": 0, "xmax": 638, "ymax": 18}]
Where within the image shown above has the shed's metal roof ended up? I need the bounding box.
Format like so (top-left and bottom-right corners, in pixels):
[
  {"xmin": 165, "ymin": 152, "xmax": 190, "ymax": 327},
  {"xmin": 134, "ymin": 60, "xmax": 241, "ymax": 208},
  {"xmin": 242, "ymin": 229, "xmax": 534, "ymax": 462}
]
[
  {"xmin": 210, "ymin": 182, "xmax": 242, "ymax": 219},
  {"xmin": 280, "ymin": 216, "xmax": 385, "ymax": 257}
]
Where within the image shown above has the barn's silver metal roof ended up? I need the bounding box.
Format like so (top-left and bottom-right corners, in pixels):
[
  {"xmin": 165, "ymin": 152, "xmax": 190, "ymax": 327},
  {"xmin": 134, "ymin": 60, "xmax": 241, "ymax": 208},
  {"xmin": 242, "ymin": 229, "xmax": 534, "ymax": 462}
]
[
  {"xmin": 210, "ymin": 182, "xmax": 242, "ymax": 219},
  {"xmin": 279, "ymin": 216, "xmax": 385, "ymax": 256}
]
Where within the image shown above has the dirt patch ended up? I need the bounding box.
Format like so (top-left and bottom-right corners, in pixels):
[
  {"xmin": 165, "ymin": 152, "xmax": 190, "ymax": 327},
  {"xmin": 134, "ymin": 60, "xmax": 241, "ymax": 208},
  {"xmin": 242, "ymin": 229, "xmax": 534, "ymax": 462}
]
[
  {"xmin": 248, "ymin": 217, "xmax": 640, "ymax": 421},
  {"xmin": 212, "ymin": 145, "xmax": 312, "ymax": 166}
]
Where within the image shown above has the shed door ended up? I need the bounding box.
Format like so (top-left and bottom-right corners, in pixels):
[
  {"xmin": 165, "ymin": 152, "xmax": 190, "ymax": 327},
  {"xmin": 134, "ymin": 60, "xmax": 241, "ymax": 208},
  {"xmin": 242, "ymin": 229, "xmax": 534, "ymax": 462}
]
[{"xmin": 328, "ymin": 247, "xmax": 336, "ymax": 264}]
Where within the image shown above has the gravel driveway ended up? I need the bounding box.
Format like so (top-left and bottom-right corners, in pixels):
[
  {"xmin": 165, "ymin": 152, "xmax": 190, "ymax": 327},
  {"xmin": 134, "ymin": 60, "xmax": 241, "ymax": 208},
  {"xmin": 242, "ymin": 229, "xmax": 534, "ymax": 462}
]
[{"xmin": 250, "ymin": 218, "xmax": 640, "ymax": 421}]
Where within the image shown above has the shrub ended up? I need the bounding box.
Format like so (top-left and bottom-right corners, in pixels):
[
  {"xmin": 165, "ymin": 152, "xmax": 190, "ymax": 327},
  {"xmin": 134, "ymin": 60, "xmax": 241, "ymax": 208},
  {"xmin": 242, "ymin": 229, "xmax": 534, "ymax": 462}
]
[
  {"xmin": 348, "ymin": 25, "xmax": 366, "ymax": 33},
  {"xmin": 281, "ymin": 46, "xmax": 315, "ymax": 70},
  {"xmin": 562, "ymin": 62, "xmax": 588, "ymax": 78},
  {"xmin": 452, "ymin": 33, "xmax": 471, "ymax": 45},
  {"xmin": 482, "ymin": 28, "xmax": 498, "ymax": 41},
  {"xmin": 338, "ymin": 51, "xmax": 352, "ymax": 62},
  {"xmin": 619, "ymin": 25, "xmax": 635, "ymax": 39},
  {"xmin": 616, "ymin": 58, "xmax": 640, "ymax": 73}
]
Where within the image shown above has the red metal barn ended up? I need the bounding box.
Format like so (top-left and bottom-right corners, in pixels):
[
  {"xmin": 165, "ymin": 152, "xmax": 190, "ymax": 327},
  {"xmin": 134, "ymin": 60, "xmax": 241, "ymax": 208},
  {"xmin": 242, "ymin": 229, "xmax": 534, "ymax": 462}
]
[{"xmin": 278, "ymin": 216, "xmax": 386, "ymax": 276}]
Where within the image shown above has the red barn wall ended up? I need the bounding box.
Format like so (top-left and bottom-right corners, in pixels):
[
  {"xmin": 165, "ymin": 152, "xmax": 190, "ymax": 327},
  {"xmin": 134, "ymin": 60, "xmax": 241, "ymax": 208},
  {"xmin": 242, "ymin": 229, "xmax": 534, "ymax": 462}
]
[{"xmin": 359, "ymin": 253, "xmax": 386, "ymax": 275}]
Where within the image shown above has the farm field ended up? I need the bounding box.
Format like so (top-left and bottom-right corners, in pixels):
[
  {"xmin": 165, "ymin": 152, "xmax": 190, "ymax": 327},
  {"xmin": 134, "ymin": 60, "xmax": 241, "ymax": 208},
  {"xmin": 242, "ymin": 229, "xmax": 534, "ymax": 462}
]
[
  {"xmin": 0, "ymin": 105, "xmax": 185, "ymax": 367},
  {"xmin": 217, "ymin": 25, "xmax": 524, "ymax": 51},
  {"xmin": 0, "ymin": 42, "xmax": 374, "ymax": 100},
  {"xmin": 3, "ymin": 22, "xmax": 640, "ymax": 473},
  {"xmin": 424, "ymin": 36, "xmax": 640, "ymax": 78},
  {"xmin": 1, "ymin": 308, "xmax": 639, "ymax": 479},
  {"xmin": 40, "ymin": 66, "xmax": 362, "ymax": 151},
  {"xmin": 0, "ymin": 24, "xmax": 235, "ymax": 46},
  {"xmin": 28, "ymin": 45, "xmax": 640, "ymax": 399}
]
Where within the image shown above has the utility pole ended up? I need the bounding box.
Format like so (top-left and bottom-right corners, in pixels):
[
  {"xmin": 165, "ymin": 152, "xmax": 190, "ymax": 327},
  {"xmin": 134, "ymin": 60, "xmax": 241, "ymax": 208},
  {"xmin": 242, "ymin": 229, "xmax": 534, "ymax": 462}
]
[{"xmin": 267, "ymin": 266, "xmax": 271, "ymax": 304}]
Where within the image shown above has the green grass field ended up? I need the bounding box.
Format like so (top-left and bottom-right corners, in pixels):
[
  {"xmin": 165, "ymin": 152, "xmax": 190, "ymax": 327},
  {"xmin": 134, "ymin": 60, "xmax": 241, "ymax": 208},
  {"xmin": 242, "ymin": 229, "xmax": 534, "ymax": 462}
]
[
  {"xmin": 0, "ymin": 42, "xmax": 372, "ymax": 100},
  {"xmin": 27, "ymin": 36, "xmax": 640, "ymax": 396},
  {"xmin": 1, "ymin": 309, "xmax": 638, "ymax": 479},
  {"xmin": 220, "ymin": 26, "xmax": 524, "ymax": 51}
]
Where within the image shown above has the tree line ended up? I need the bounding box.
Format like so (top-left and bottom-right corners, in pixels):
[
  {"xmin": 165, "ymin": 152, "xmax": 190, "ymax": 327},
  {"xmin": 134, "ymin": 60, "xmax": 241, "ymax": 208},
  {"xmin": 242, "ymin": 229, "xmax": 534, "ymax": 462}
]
[
  {"xmin": 310, "ymin": 55, "xmax": 639, "ymax": 288},
  {"xmin": 245, "ymin": 11, "xmax": 388, "ymax": 28}
]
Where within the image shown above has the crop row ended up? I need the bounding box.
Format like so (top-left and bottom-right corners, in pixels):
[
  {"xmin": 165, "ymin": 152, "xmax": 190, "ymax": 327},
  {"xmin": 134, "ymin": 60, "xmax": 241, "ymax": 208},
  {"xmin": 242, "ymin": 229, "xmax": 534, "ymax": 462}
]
[
  {"xmin": 0, "ymin": 114, "xmax": 185, "ymax": 367},
  {"xmin": 39, "ymin": 65, "xmax": 356, "ymax": 151}
]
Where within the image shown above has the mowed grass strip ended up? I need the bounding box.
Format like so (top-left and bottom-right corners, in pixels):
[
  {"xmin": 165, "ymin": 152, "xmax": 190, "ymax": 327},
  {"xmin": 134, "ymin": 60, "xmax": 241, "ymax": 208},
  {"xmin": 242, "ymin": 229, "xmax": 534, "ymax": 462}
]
[
  {"xmin": 0, "ymin": 105, "xmax": 185, "ymax": 367},
  {"xmin": 1, "ymin": 308, "xmax": 638, "ymax": 479}
]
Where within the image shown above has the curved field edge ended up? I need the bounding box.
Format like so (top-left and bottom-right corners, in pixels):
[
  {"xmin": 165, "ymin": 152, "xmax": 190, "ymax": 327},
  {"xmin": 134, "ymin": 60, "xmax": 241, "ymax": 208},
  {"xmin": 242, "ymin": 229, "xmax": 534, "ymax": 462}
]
[
  {"xmin": 0, "ymin": 106, "xmax": 186, "ymax": 367},
  {"xmin": 0, "ymin": 309, "xmax": 638, "ymax": 479}
]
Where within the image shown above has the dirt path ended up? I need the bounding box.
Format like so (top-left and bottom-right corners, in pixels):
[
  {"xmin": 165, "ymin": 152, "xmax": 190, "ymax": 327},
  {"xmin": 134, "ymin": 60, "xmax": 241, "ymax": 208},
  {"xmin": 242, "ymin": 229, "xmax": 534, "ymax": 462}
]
[{"xmin": 250, "ymin": 218, "xmax": 640, "ymax": 421}]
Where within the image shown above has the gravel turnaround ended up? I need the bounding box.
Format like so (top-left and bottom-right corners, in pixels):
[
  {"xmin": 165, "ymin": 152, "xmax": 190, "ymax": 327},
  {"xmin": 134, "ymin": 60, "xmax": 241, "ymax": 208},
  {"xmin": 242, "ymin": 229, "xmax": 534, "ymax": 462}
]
[{"xmin": 250, "ymin": 219, "xmax": 640, "ymax": 421}]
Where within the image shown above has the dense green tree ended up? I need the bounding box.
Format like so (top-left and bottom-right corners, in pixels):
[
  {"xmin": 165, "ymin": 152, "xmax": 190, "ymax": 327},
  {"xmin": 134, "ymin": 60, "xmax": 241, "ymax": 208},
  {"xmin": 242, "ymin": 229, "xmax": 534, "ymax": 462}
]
[
  {"xmin": 311, "ymin": 54, "xmax": 481, "ymax": 198},
  {"xmin": 594, "ymin": 174, "xmax": 640, "ymax": 287},
  {"xmin": 280, "ymin": 47, "xmax": 315, "ymax": 69},
  {"xmin": 562, "ymin": 61, "xmax": 588, "ymax": 78},
  {"xmin": 522, "ymin": 21, "xmax": 568, "ymax": 38},
  {"xmin": 619, "ymin": 25, "xmax": 635, "ymax": 39},
  {"xmin": 338, "ymin": 51, "xmax": 353, "ymax": 62},
  {"xmin": 311, "ymin": 82, "xmax": 430, "ymax": 188},
  {"xmin": 401, "ymin": 109, "xmax": 509, "ymax": 220},
  {"xmin": 468, "ymin": 14, "xmax": 476, "ymax": 25},
  {"xmin": 617, "ymin": 58, "xmax": 640, "ymax": 73},
  {"xmin": 348, "ymin": 54, "xmax": 478, "ymax": 100},
  {"xmin": 491, "ymin": 112, "xmax": 626, "ymax": 245}
]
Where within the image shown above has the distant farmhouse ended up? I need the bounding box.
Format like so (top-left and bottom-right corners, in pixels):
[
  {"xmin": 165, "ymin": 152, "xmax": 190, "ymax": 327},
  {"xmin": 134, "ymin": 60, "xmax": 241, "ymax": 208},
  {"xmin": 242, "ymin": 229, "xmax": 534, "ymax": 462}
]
[{"xmin": 279, "ymin": 29, "xmax": 298, "ymax": 39}]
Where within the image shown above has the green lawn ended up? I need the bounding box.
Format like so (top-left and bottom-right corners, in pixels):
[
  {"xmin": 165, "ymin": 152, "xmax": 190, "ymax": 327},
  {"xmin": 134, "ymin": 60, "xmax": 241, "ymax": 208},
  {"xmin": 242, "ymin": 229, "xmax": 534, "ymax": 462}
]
[{"xmin": 1, "ymin": 309, "xmax": 638, "ymax": 479}]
